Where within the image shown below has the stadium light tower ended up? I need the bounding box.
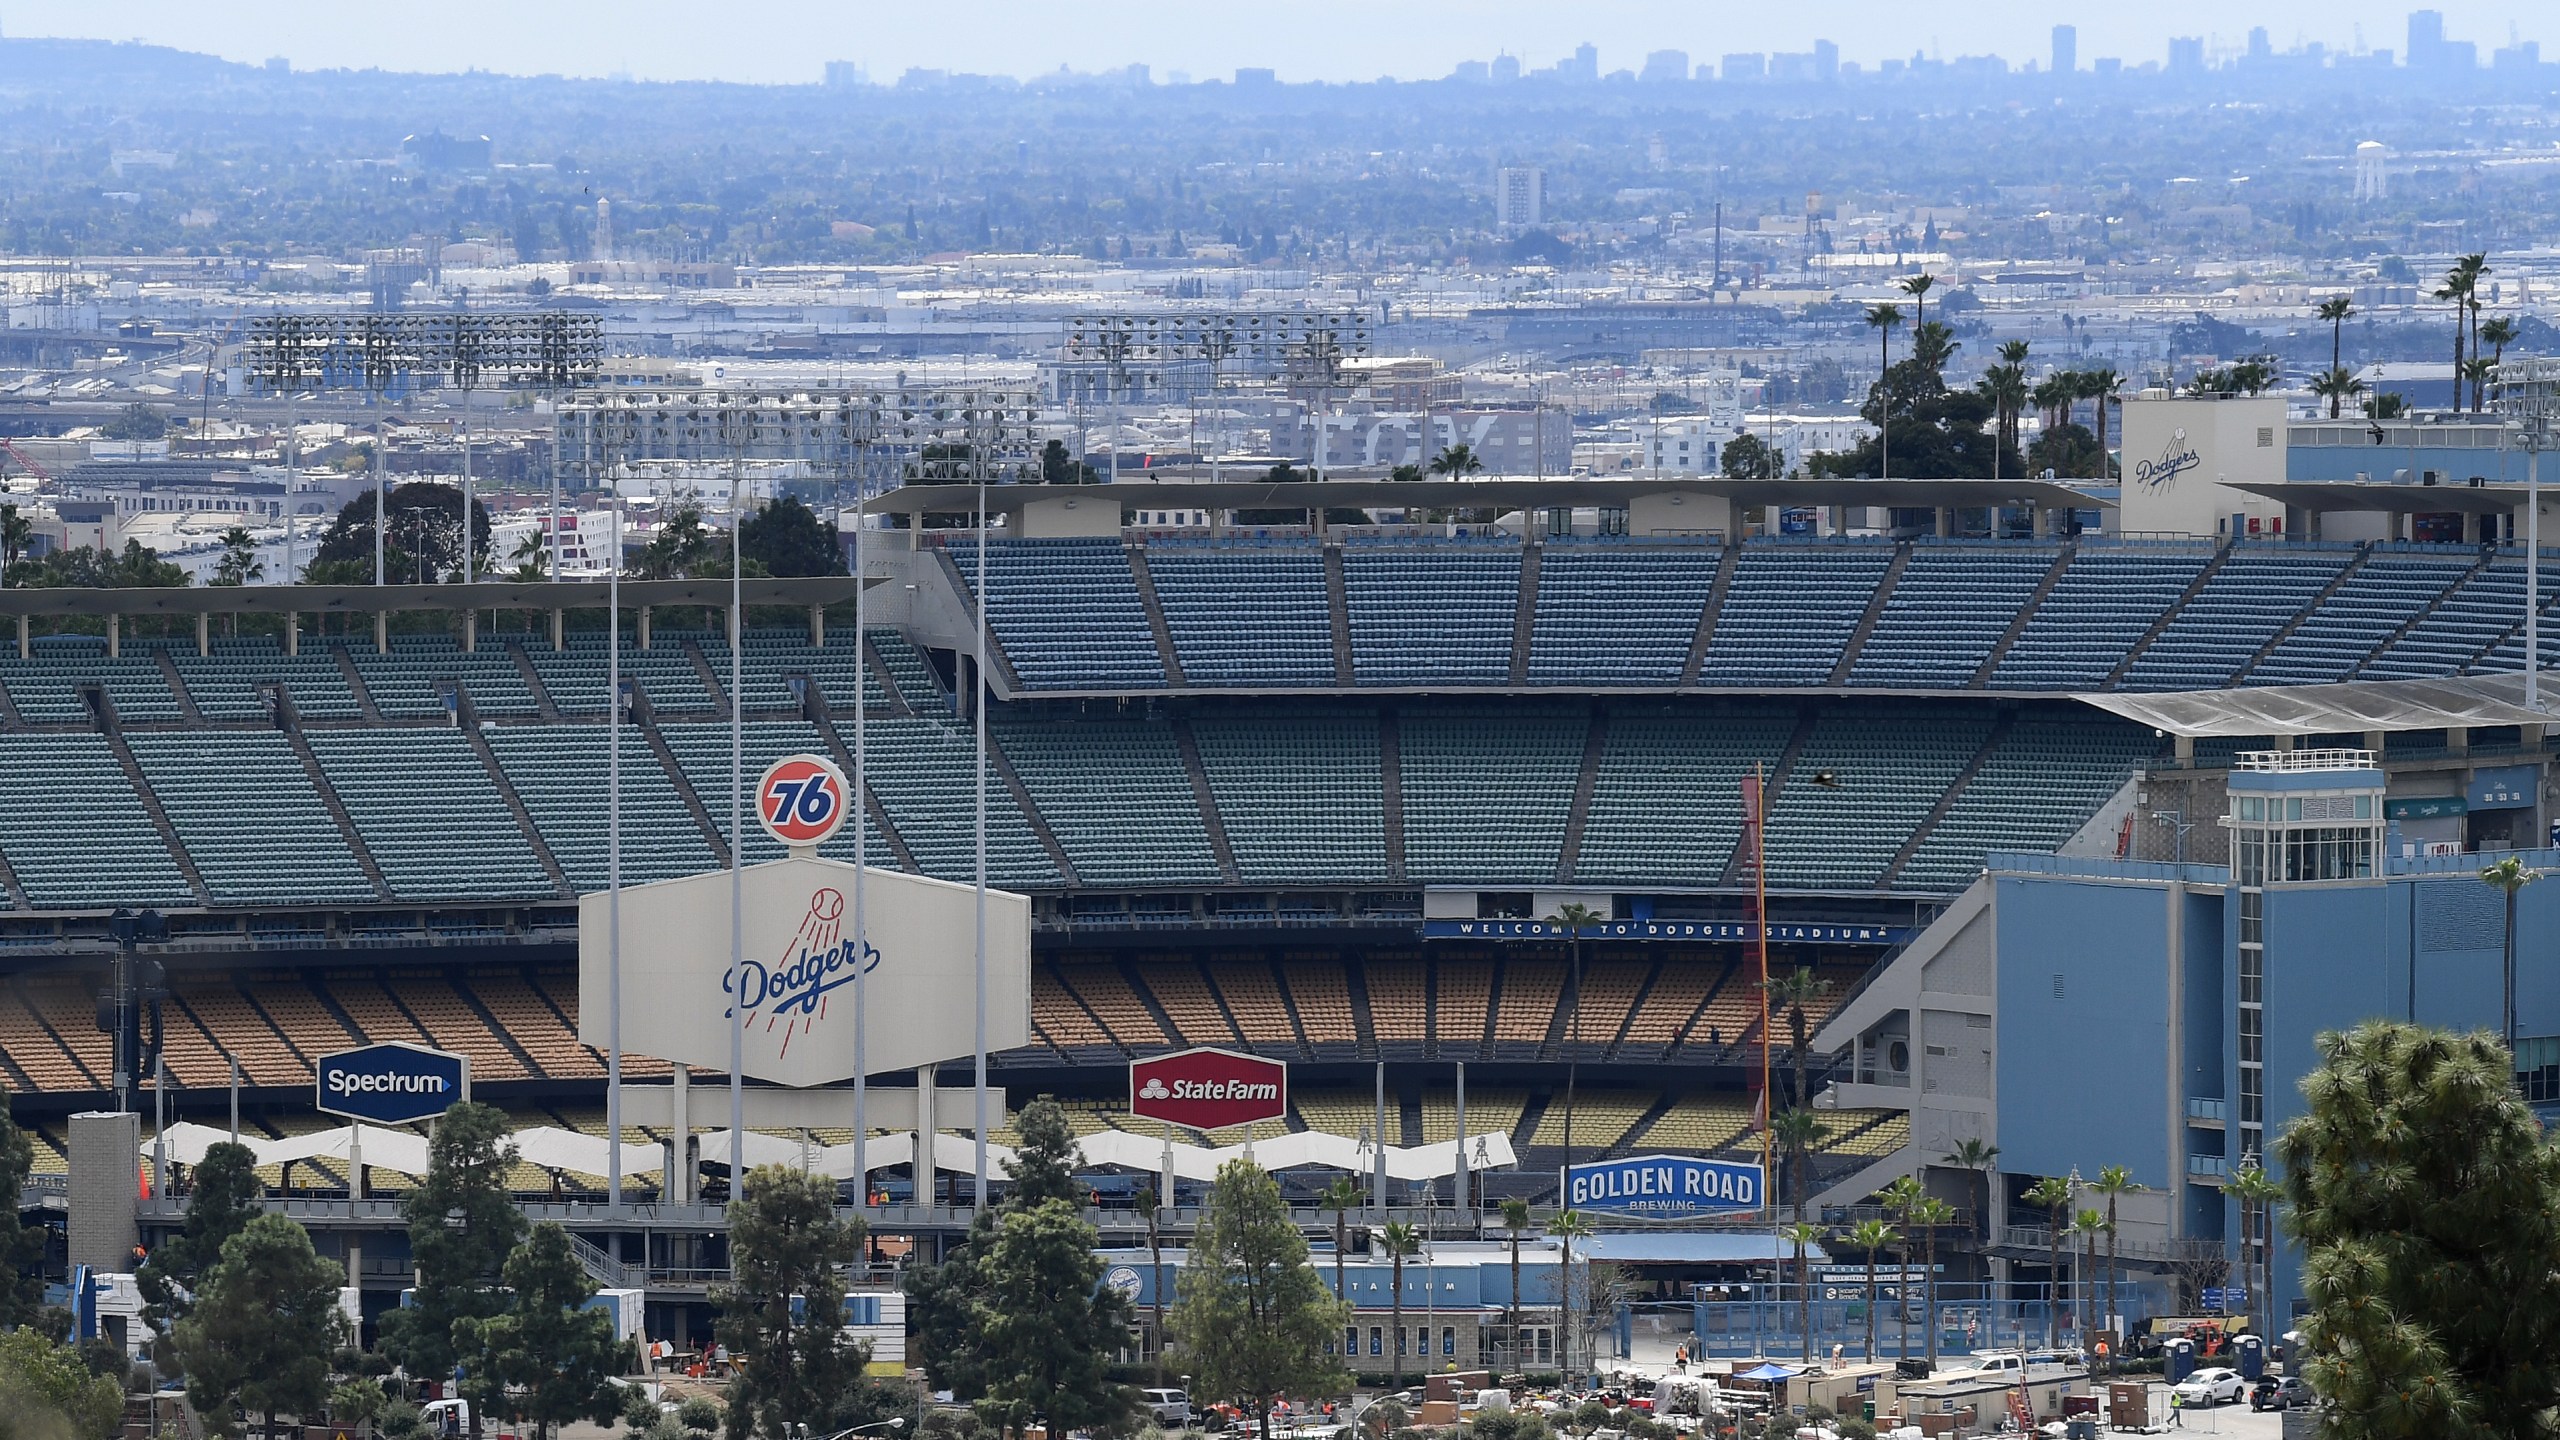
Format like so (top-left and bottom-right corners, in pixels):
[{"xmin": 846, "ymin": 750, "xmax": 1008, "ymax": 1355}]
[{"xmin": 2494, "ymin": 356, "xmax": 2560, "ymax": 707}]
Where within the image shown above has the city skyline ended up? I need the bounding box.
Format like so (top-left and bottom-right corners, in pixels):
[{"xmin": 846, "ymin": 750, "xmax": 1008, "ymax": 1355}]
[{"xmin": 2, "ymin": 0, "xmax": 2552, "ymax": 85}]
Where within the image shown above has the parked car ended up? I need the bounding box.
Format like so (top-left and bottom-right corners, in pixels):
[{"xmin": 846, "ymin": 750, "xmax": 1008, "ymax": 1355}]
[
  {"xmin": 2250, "ymin": 1376, "xmax": 2311, "ymax": 1412},
  {"xmin": 2172, "ymin": 1369, "xmax": 2248, "ymax": 1408},
  {"xmin": 1143, "ymin": 1389, "xmax": 1194, "ymax": 1426}
]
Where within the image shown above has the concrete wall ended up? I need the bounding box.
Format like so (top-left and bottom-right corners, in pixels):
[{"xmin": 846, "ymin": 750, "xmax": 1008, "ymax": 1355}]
[
  {"xmin": 1993, "ymin": 876, "xmax": 2178, "ymax": 1195},
  {"xmin": 2116, "ymin": 394, "xmax": 2288, "ymax": 538}
]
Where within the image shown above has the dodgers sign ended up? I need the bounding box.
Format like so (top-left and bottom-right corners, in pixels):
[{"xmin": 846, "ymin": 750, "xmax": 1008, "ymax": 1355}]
[
  {"xmin": 758, "ymin": 754, "xmax": 851, "ymax": 848},
  {"xmin": 316, "ymin": 1042, "xmax": 469, "ymax": 1125},
  {"xmin": 1564, "ymin": 1154, "xmax": 1764, "ymax": 1215}
]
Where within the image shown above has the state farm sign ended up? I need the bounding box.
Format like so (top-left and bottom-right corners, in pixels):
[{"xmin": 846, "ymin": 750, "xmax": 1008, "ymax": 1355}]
[{"xmin": 1129, "ymin": 1046, "xmax": 1288, "ymax": 1130}]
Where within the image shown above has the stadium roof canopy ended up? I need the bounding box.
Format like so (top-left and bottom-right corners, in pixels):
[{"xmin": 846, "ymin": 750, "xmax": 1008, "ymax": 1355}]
[
  {"xmin": 862, "ymin": 475, "xmax": 2108, "ymax": 517},
  {"xmin": 2077, "ymin": 671, "xmax": 2557, "ymax": 737},
  {"xmin": 2222, "ymin": 479, "xmax": 2539, "ymax": 516},
  {"xmin": 0, "ymin": 574, "xmax": 869, "ymax": 619}
]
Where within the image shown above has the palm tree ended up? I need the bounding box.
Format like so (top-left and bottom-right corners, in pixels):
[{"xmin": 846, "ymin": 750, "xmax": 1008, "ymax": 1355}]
[
  {"xmin": 2480, "ymin": 856, "xmax": 2541, "ymax": 1050},
  {"xmin": 1548, "ymin": 901, "xmax": 1604, "ymax": 1171},
  {"xmin": 1138, "ymin": 1180, "xmax": 1168, "ymax": 1365},
  {"xmin": 1770, "ymin": 1108, "xmax": 1829, "ymax": 1226},
  {"xmin": 1844, "ymin": 1219, "xmax": 1902, "ymax": 1358},
  {"xmin": 2463, "ymin": 356, "xmax": 2499, "ymax": 413},
  {"xmin": 1777, "ymin": 1220, "xmax": 1825, "ymax": 1363},
  {"xmin": 2483, "ymin": 315, "xmax": 2519, "ymax": 375},
  {"xmin": 1908, "ymin": 1195, "xmax": 1957, "ymax": 1368},
  {"xmin": 1548, "ymin": 1210, "xmax": 1595, "ymax": 1378},
  {"xmin": 1378, "ymin": 1220, "xmax": 1422, "ymax": 1386},
  {"xmin": 2225, "ymin": 358, "xmax": 2277, "ymax": 396},
  {"xmin": 2090, "ymin": 1166, "xmax": 2142, "ymax": 1370},
  {"xmin": 2311, "ymin": 366, "xmax": 2366, "ymax": 420},
  {"xmin": 1320, "ymin": 1175, "xmax": 1364, "ymax": 1307},
  {"xmin": 2023, "ymin": 1176, "xmax": 2074, "ymax": 1347},
  {"xmin": 1762, "ymin": 966, "xmax": 1833, "ymax": 1111},
  {"xmin": 2068, "ymin": 1208, "xmax": 2109, "ymax": 1354},
  {"xmin": 2081, "ymin": 368, "xmax": 2124, "ymax": 475},
  {"xmin": 2224, "ymin": 1165, "xmax": 2281, "ymax": 1342},
  {"xmin": 1879, "ymin": 1175, "xmax": 1925, "ymax": 1361},
  {"xmin": 1941, "ymin": 1137, "xmax": 2000, "ymax": 1241},
  {"xmin": 2366, "ymin": 391, "xmax": 2409, "ymax": 420},
  {"xmin": 1899, "ymin": 273, "xmax": 1936, "ymax": 331},
  {"xmin": 1500, "ymin": 1197, "xmax": 1535, "ymax": 1369},
  {"xmin": 2438, "ymin": 254, "xmax": 2487, "ymax": 412},
  {"xmin": 1977, "ymin": 365, "xmax": 2029, "ymax": 476},
  {"xmin": 1865, "ymin": 303, "xmax": 1903, "ymax": 479},
  {"xmin": 1427, "ymin": 443, "xmax": 1484, "ymax": 482},
  {"xmin": 2033, "ymin": 373, "xmax": 2076, "ymax": 434},
  {"xmin": 0, "ymin": 502, "xmax": 32, "ymax": 583},
  {"xmin": 1910, "ymin": 321, "xmax": 1959, "ymax": 376},
  {"xmin": 2317, "ymin": 295, "xmax": 2355, "ymax": 379}
]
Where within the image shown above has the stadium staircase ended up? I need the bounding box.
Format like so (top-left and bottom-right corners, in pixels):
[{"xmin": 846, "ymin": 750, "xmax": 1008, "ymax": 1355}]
[
  {"xmin": 2338, "ymin": 548, "xmax": 2497, "ymax": 676},
  {"xmin": 2232, "ymin": 544, "xmax": 2372, "ymax": 678},
  {"xmin": 1679, "ymin": 544, "xmax": 1743, "ymax": 686},
  {"xmin": 991, "ymin": 733, "xmax": 1081, "ymax": 885},
  {"xmin": 1508, "ymin": 544, "xmax": 1541, "ymax": 685},
  {"xmin": 1377, "ymin": 707, "xmax": 1408, "ymax": 883},
  {"xmin": 1166, "ymin": 715, "xmax": 1241, "ymax": 883},
  {"xmin": 1827, "ymin": 540, "xmax": 1913, "ymax": 684},
  {"xmin": 459, "ymin": 724, "xmax": 575, "ymax": 897},
  {"xmin": 1877, "ymin": 710, "xmax": 2019, "ymax": 888},
  {"xmin": 2100, "ymin": 541, "xmax": 2236, "ymax": 687},
  {"xmin": 1322, "ymin": 544, "xmax": 1356, "ymax": 685},
  {"xmin": 1554, "ymin": 707, "xmax": 1609, "ymax": 883},
  {"xmin": 1125, "ymin": 546, "xmax": 1188, "ymax": 686},
  {"xmin": 92, "ymin": 691, "xmax": 214, "ymax": 907},
  {"xmin": 632, "ymin": 702, "xmax": 735, "ymax": 866},
  {"xmin": 1970, "ymin": 544, "xmax": 2078, "ymax": 684}
]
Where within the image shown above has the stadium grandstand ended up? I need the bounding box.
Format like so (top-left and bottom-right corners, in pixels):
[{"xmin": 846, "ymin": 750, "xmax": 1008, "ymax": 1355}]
[{"xmin": 1, "ymin": 524, "xmax": 2552, "ymax": 1231}]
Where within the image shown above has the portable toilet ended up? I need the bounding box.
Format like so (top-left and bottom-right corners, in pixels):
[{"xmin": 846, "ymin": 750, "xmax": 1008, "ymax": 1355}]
[
  {"xmin": 2232, "ymin": 1334, "xmax": 2265, "ymax": 1381},
  {"xmin": 2164, "ymin": 1337, "xmax": 2197, "ymax": 1385}
]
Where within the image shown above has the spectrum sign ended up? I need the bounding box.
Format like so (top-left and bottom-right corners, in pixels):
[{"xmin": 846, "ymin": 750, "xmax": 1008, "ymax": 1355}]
[
  {"xmin": 316, "ymin": 1042, "xmax": 470, "ymax": 1125},
  {"xmin": 1129, "ymin": 1046, "xmax": 1288, "ymax": 1130}
]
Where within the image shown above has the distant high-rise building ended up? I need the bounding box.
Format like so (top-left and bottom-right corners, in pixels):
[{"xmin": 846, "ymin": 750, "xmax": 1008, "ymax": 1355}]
[
  {"xmin": 1566, "ymin": 43, "xmax": 1600, "ymax": 82},
  {"xmin": 2095, "ymin": 56, "xmax": 2123, "ymax": 77},
  {"xmin": 2248, "ymin": 27, "xmax": 2271, "ymax": 61},
  {"xmin": 1640, "ymin": 49, "xmax": 1690, "ymax": 83},
  {"xmin": 2494, "ymin": 39, "xmax": 2542, "ymax": 70},
  {"xmin": 1234, "ymin": 67, "xmax": 1277, "ymax": 87},
  {"xmin": 2052, "ymin": 24, "xmax": 2077, "ymax": 74},
  {"xmin": 1721, "ymin": 52, "xmax": 1768, "ymax": 82},
  {"xmin": 1814, "ymin": 40, "xmax": 1840, "ymax": 80},
  {"xmin": 823, "ymin": 60, "xmax": 867, "ymax": 87},
  {"xmin": 2408, "ymin": 9, "xmax": 2446, "ymax": 64},
  {"xmin": 1492, "ymin": 52, "xmax": 1521, "ymax": 83},
  {"xmin": 2167, "ymin": 36, "xmax": 2205, "ymax": 71},
  {"xmin": 594, "ymin": 197, "xmax": 614, "ymax": 264},
  {"xmin": 1452, "ymin": 59, "xmax": 1491, "ymax": 82},
  {"xmin": 2355, "ymin": 140, "xmax": 2389, "ymax": 201},
  {"xmin": 1496, "ymin": 167, "xmax": 1546, "ymax": 229}
]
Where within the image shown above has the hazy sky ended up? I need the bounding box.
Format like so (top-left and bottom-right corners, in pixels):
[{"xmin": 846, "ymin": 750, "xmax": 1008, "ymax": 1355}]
[{"xmin": 3, "ymin": 0, "xmax": 2549, "ymax": 84}]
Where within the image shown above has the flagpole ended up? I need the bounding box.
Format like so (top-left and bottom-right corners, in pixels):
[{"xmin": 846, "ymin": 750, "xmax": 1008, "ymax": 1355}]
[
  {"xmin": 973, "ymin": 420, "xmax": 990, "ymax": 1212},
  {"xmin": 852, "ymin": 427, "xmax": 870, "ymax": 1203},
  {"xmin": 607, "ymin": 493, "xmax": 623, "ymax": 1206},
  {"xmin": 729, "ymin": 444, "xmax": 745, "ymax": 1189}
]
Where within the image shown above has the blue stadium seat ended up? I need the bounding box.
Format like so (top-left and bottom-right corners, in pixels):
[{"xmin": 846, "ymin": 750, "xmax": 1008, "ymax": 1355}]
[
  {"xmin": 1849, "ymin": 545, "xmax": 2058, "ymax": 688},
  {"xmin": 947, "ymin": 539, "xmax": 1165, "ymax": 691},
  {"xmin": 1698, "ymin": 543, "xmax": 1892, "ymax": 686},
  {"xmin": 1147, "ymin": 544, "xmax": 1334, "ymax": 686},
  {"xmin": 1527, "ymin": 547, "xmax": 1718, "ymax": 687},
  {"xmin": 1343, "ymin": 546, "xmax": 1519, "ymax": 686},
  {"xmin": 1992, "ymin": 548, "xmax": 2213, "ymax": 690}
]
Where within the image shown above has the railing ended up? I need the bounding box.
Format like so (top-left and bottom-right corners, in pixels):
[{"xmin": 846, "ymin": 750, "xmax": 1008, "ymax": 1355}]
[
  {"xmin": 567, "ymin": 1230, "xmax": 643, "ymax": 1289},
  {"xmin": 2187, "ymin": 1155, "xmax": 2230, "ymax": 1180},
  {"xmin": 1988, "ymin": 852, "xmax": 2227, "ymax": 885},
  {"xmin": 1993, "ymin": 1226, "xmax": 2222, "ymax": 1264}
]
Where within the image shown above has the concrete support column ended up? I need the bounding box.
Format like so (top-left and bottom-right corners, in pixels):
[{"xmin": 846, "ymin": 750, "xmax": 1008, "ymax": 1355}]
[
  {"xmin": 2032, "ymin": 506, "xmax": 2051, "ymax": 540},
  {"xmin": 373, "ymin": 611, "xmax": 388, "ymax": 654},
  {"xmin": 2364, "ymin": 730, "xmax": 2387, "ymax": 756},
  {"xmin": 1936, "ymin": 506, "xmax": 1954, "ymax": 539},
  {"xmin": 2450, "ymin": 726, "xmax": 2470, "ymax": 756},
  {"xmin": 15, "ymin": 615, "xmax": 26, "ymax": 660},
  {"xmin": 549, "ymin": 609, "xmax": 564, "ymax": 652},
  {"xmin": 286, "ymin": 613, "xmax": 299, "ymax": 657},
  {"xmin": 638, "ymin": 607, "xmax": 652, "ymax": 650},
  {"xmin": 2274, "ymin": 733, "xmax": 2296, "ymax": 752},
  {"xmin": 809, "ymin": 603, "xmax": 825, "ymax": 648},
  {"xmin": 106, "ymin": 614, "xmax": 119, "ymax": 659},
  {"xmin": 2175, "ymin": 735, "xmax": 2195, "ymax": 769},
  {"xmin": 462, "ymin": 611, "xmax": 477, "ymax": 654},
  {"xmin": 196, "ymin": 612, "xmax": 210, "ymax": 656},
  {"xmin": 915, "ymin": 1068, "xmax": 939, "ymax": 1210}
]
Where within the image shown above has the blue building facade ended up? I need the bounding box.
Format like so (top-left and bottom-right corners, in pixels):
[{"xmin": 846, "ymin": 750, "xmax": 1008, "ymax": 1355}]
[{"xmin": 1822, "ymin": 748, "xmax": 2560, "ymax": 1320}]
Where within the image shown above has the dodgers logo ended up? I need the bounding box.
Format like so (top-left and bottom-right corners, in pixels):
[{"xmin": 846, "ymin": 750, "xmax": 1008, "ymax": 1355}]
[
  {"xmin": 2133, "ymin": 428, "xmax": 2201, "ymax": 489},
  {"xmin": 725, "ymin": 888, "xmax": 880, "ymax": 1056}
]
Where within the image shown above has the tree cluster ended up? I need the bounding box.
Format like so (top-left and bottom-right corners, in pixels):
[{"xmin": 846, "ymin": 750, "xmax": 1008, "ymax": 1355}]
[{"xmin": 906, "ymin": 1098, "xmax": 1136, "ymax": 1438}]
